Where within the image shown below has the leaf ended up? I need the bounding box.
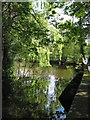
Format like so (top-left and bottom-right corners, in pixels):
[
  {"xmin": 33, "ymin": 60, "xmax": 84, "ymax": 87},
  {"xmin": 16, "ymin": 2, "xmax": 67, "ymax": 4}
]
[
  {"xmin": 31, "ymin": 80, "xmax": 36, "ymax": 86},
  {"xmin": 52, "ymin": 10, "xmax": 56, "ymax": 14}
]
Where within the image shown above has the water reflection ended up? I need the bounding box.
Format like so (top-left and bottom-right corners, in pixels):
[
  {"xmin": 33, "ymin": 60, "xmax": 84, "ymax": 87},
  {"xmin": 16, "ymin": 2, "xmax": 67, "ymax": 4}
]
[
  {"xmin": 48, "ymin": 75, "xmax": 56, "ymax": 95},
  {"xmin": 15, "ymin": 66, "xmax": 74, "ymax": 80},
  {"xmin": 53, "ymin": 107, "xmax": 66, "ymax": 120},
  {"xmin": 46, "ymin": 75, "xmax": 56, "ymax": 111},
  {"xmin": 13, "ymin": 65, "xmax": 75, "ymax": 119},
  {"xmin": 46, "ymin": 75, "xmax": 67, "ymax": 120}
]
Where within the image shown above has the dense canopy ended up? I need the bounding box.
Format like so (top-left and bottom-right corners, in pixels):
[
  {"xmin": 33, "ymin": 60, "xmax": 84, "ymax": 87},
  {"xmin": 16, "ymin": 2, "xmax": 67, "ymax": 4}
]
[{"xmin": 2, "ymin": 1, "xmax": 90, "ymax": 119}]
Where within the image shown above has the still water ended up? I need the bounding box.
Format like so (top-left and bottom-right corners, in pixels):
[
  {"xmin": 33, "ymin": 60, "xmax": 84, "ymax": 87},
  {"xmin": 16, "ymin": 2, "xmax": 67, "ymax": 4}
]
[{"xmin": 14, "ymin": 65, "xmax": 76, "ymax": 119}]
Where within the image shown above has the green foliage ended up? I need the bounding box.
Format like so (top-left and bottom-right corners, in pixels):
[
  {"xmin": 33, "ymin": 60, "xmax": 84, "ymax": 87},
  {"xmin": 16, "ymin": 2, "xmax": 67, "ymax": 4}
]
[
  {"xmin": 2, "ymin": 1, "xmax": 89, "ymax": 118},
  {"xmin": 62, "ymin": 42, "xmax": 81, "ymax": 63},
  {"xmin": 37, "ymin": 46, "xmax": 51, "ymax": 67},
  {"xmin": 64, "ymin": 2, "xmax": 90, "ymax": 37},
  {"xmin": 7, "ymin": 77, "xmax": 50, "ymax": 118}
]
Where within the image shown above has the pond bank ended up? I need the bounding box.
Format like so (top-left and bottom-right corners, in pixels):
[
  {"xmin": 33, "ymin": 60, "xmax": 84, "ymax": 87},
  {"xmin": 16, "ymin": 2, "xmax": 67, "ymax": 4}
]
[
  {"xmin": 66, "ymin": 70, "xmax": 90, "ymax": 119},
  {"xmin": 3, "ymin": 65, "xmax": 76, "ymax": 119},
  {"xmin": 59, "ymin": 71, "xmax": 83, "ymax": 114}
]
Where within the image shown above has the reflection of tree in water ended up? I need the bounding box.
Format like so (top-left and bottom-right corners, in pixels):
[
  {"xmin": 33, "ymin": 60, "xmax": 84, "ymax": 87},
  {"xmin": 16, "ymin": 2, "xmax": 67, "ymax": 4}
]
[
  {"xmin": 46, "ymin": 77, "xmax": 69, "ymax": 119},
  {"xmin": 55, "ymin": 77, "xmax": 70, "ymax": 99},
  {"xmin": 48, "ymin": 78, "xmax": 70, "ymax": 119},
  {"xmin": 4, "ymin": 68, "xmax": 73, "ymax": 119},
  {"xmin": 7, "ymin": 77, "xmax": 50, "ymax": 119}
]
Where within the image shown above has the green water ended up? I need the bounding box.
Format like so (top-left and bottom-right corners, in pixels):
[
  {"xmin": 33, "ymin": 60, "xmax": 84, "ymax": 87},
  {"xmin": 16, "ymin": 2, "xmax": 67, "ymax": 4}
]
[{"xmin": 11, "ymin": 63, "xmax": 76, "ymax": 119}]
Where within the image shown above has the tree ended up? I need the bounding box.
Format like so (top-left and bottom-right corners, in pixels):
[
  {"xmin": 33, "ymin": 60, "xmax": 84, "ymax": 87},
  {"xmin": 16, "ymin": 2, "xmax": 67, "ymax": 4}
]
[
  {"xmin": 47, "ymin": 2, "xmax": 90, "ymax": 65},
  {"xmin": 64, "ymin": 2, "xmax": 90, "ymax": 58},
  {"xmin": 3, "ymin": 1, "xmax": 88, "ymax": 118},
  {"xmin": 2, "ymin": 2, "xmax": 34, "ymax": 117}
]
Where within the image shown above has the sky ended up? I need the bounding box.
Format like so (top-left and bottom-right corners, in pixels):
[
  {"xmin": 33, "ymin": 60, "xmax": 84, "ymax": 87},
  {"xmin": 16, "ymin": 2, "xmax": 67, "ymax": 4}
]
[
  {"xmin": 33, "ymin": 1, "xmax": 79, "ymax": 23},
  {"xmin": 55, "ymin": 8, "xmax": 79, "ymax": 23}
]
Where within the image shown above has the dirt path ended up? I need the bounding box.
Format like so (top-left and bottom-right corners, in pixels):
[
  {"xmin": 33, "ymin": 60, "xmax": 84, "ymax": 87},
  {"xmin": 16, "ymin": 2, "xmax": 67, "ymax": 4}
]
[{"xmin": 66, "ymin": 70, "xmax": 90, "ymax": 119}]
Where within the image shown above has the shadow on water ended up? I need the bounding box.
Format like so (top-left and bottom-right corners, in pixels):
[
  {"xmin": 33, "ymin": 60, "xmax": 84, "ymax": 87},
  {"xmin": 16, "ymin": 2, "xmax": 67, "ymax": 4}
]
[
  {"xmin": 65, "ymin": 72, "xmax": 90, "ymax": 120},
  {"xmin": 63, "ymin": 71, "xmax": 90, "ymax": 120},
  {"xmin": 59, "ymin": 72, "xmax": 83, "ymax": 111},
  {"xmin": 3, "ymin": 65, "xmax": 77, "ymax": 119},
  {"xmin": 59, "ymin": 71, "xmax": 84, "ymax": 120}
]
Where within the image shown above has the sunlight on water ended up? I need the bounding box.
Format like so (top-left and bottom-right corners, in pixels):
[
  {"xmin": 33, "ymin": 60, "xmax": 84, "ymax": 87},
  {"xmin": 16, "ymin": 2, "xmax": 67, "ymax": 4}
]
[
  {"xmin": 46, "ymin": 75, "xmax": 56, "ymax": 111},
  {"xmin": 48, "ymin": 75, "xmax": 55, "ymax": 95},
  {"xmin": 14, "ymin": 63, "xmax": 75, "ymax": 119},
  {"xmin": 53, "ymin": 107, "xmax": 66, "ymax": 120},
  {"xmin": 47, "ymin": 74, "xmax": 67, "ymax": 120}
]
